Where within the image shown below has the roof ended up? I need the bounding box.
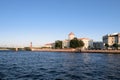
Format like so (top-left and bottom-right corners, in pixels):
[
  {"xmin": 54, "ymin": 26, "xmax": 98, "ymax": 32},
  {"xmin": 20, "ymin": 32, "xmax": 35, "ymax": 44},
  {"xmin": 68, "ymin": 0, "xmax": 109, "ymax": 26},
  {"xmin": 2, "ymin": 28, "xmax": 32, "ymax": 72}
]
[
  {"xmin": 78, "ymin": 38, "xmax": 90, "ymax": 40},
  {"xmin": 63, "ymin": 39, "xmax": 69, "ymax": 42},
  {"xmin": 45, "ymin": 43, "xmax": 54, "ymax": 45},
  {"xmin": 103, "ymin": 33, "xmax": 120, "ymax": 37}
]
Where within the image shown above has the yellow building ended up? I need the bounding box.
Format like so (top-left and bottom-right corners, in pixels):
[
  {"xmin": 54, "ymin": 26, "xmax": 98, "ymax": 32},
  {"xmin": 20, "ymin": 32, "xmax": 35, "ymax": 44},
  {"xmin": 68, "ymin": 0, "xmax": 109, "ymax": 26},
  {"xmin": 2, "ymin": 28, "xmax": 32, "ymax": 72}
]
[
  {"xmin": 79, "ymin": 38, "xmax": 93, "ymax": 50},
  {"xmin": 103, "ymin": 33, "xmax": 120, "ymax": 46}
]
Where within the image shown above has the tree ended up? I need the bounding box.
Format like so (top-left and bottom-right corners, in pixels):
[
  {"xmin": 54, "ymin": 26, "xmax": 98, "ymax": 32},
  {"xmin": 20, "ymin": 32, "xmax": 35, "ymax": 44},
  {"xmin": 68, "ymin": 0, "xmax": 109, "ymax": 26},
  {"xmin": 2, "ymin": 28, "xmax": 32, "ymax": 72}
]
[
  {"xmin": 70, "ymin": 38, "xmax": 78, "ymax": 48},
  {"xmin": 112, "ymin": 43, "xmax": 118, "ymax": 49},
  {"xmin": 24, "ymin": 47, "xmax": 31, "ymax": 51},
  {"xmin": 79, "ymin": 40, "xmax": 84, "ymax": 48},
  {"xmin": 105, "ymin": 43, "xmax": 109, "ymax": 49},
  {"xmin": 55, "ymin": 40, "xmax": 62, "ymax": 49},
  {"xmin": 70, "ymin": 38, "xmax": 84, "ymax": 48}
]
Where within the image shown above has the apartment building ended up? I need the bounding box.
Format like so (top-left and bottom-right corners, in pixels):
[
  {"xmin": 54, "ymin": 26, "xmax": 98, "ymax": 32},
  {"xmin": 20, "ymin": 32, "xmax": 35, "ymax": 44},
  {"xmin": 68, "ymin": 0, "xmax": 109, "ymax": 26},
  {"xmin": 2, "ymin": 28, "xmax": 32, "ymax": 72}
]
[{"xmin": 103, "ymin": 33, "xmax": 120, "ymax": 46}]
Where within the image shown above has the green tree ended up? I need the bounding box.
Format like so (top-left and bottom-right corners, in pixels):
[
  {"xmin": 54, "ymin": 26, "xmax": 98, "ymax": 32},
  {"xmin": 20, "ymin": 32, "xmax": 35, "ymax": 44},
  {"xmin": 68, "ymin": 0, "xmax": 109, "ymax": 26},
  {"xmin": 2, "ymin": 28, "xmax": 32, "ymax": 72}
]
[
  {"xmin": 112, "ymin": 43, "xmax": 118, "ymax": 49},
  {"xmin": 105, "ymin": 43, "xmax": 109, "ymax": 49},
  {"xmin": 55, "ymin": 40, "xmax": 62, "ymax": 49},
  {"xmin": 79, "ymin": 40, "xmax": 84, "ymax": 48},
  {"xmin": 24, "ymin": 47, "xmax": 31, "ymax": 51},
  {"xmin": 70, "ymin": 38, "xmax": 84, "ymax": 48}
]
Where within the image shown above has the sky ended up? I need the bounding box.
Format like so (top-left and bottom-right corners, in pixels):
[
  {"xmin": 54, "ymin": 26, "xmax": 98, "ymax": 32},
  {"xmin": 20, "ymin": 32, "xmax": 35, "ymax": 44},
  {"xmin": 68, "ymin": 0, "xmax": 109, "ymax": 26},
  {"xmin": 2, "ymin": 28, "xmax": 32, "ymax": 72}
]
[{"xmin": 0, "ymin": 0, "xmax": 120, "ymax": 47}]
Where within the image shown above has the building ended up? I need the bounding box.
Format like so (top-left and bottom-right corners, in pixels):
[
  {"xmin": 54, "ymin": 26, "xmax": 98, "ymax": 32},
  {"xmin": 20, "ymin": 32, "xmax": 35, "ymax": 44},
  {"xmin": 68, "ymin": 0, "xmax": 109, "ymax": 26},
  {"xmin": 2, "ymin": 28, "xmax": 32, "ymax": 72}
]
[
  {"xmin": 44, "ymin": 32, "xmax": 93, "ymax": 50},
  {"xmin": 93, "ymin": 42, "xmax": 104, "ymax": 50},
  {"xmin": 79, "ymin": 38, "xmax": 93, "ymax": 50},
  {"xmin": 62, "ymin": 39, "xmax": 69, "ymax": 48},
  {"xmin": 103, "ymin": 33, "xmax": 120, "ymax": 47},
  {"xmin": 62, "ymin": 32, "xmax": 75, "ymax": 48},
  {"xmin": 44, "ymin": 43, "xmax": 55, "ymax": 49},
  {"xmin": 62, "ymin": 32, "xmax": 93, "ymax": 49}
]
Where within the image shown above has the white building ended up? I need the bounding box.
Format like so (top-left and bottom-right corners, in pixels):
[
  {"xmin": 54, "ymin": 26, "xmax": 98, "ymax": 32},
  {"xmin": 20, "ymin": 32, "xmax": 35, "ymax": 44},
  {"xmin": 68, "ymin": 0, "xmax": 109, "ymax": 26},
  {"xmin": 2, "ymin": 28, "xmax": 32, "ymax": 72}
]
[
  {"xmin": 62, "ymin": 40, "xmax": 69, "ymax": 48},
  {"xmin": 62, "ymin": 32, "xmax": 93, "ymax": 49},
  {"xmin": 62, "ymin": 32, "xmax": 75, "ymax": 48},
  {"xmin": 79, "ymin": 38, "xmax": 93, "ymax": 50}
]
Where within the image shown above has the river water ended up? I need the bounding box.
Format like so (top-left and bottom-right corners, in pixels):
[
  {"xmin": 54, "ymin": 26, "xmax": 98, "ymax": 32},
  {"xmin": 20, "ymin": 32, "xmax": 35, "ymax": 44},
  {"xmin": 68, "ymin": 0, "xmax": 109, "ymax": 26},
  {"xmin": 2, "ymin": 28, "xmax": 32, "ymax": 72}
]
[{"xmin": 0, "ymin": 51, "xmax": 120, "ymax": 80}]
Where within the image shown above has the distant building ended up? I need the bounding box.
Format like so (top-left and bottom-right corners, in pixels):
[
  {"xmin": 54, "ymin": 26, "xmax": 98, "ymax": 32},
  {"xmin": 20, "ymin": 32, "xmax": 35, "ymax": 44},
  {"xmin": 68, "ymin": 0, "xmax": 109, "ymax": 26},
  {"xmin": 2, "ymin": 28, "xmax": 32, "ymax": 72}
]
[
  {"xmin": 79, "ymin": 38, "xmax": 93, "ymax": 50},
  {"xmin": 44, "ymin": 32, "xmax": 93, "ymax": 50},
  {"xmin": 44, "ymin": 43, "xmax": 55, "ymax": 49},
  {"xmin": 93, "ymin": 42, "xmax": 104, "ymax": 50},
  {"xmin": 103, "ymin": 33, "xmax": 120, "ymax": 47}
]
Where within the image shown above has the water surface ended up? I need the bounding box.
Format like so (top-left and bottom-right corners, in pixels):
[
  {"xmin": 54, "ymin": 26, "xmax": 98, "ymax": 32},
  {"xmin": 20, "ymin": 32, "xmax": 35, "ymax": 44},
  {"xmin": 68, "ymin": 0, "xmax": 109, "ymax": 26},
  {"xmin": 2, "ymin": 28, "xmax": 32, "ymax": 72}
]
[{"xmin": 0, "ymin": 51, "xmax": 120, "ymax": 80}]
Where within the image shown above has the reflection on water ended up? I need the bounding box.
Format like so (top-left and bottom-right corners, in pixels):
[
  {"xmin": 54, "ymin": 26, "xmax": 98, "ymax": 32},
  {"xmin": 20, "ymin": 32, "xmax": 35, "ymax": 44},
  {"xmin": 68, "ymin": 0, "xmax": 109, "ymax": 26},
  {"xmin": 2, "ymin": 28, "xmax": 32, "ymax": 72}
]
[{"xmin": 0, "ymin": 51, "xmax": 120, "ymax": 80}]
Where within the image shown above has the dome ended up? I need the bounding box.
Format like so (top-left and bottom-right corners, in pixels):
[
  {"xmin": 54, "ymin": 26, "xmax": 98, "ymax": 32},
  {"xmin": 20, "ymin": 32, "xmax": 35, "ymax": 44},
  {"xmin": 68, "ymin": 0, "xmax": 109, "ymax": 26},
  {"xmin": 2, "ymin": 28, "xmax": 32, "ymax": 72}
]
[
  {"xmin": 69, "ymin": 32, "xmax": 75, "ymax": 35},
  {"xmin": 68, "ymin": 32, "xmax": 75, "ymax": 40}
]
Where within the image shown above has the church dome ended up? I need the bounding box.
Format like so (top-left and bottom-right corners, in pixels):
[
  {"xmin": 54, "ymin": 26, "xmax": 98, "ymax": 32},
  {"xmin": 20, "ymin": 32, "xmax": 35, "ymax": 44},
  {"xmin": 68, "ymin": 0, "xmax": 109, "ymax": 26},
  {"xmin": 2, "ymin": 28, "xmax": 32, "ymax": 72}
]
[
  {"xmin": 69, "ymin": 32, "xmax": 75, "ymax": 35},
  {"xmin": 68, "ymin": 32, "xmax": 75, "ymax": 40}
]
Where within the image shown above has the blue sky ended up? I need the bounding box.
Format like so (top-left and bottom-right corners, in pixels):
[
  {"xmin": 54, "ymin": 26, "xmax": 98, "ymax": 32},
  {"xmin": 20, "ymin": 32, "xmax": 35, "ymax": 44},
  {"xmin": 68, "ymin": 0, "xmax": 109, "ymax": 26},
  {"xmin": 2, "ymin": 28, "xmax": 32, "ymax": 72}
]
[{"xmin": 0, "ymin": 0, "xmax": 120, "ymax": 47}]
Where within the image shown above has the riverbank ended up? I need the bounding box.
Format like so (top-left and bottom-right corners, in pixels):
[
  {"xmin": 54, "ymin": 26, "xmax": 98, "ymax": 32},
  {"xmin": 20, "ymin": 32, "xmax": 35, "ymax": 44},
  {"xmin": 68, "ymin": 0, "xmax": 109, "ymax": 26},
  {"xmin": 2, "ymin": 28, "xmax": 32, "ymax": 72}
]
[
  {"xmin": 81, "ymin": 50, "xmax": 120, "ymax": 54},
  {"xmin": 0, "ymin": 49, "xmax": 10, "ymax": 50},
  {"xmin": 32, "ymin": 49, "xmax": 120, "ymax": 53},
  {"xmin": 32, "ymin": 49, "xmax": 76, "ymax": 53}
]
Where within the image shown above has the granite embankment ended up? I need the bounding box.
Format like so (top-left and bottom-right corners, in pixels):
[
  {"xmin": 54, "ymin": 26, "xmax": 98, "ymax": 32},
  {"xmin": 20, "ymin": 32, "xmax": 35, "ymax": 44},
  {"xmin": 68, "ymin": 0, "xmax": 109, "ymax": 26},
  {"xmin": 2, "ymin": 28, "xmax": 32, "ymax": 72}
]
[
  {"xmin": 32, "ymin": 49, "xmax": 120, "ymax": 53},
  {"xmin": 0, "ymin": 49, "xmax": 10, "ymax": 50},
  {"xmin": 81, "ymin": 50, "xmax": 120, "ymax": 53},
  {"xmin": 32, "ymin": 49, "xmax": 76, "ymax": 52}
]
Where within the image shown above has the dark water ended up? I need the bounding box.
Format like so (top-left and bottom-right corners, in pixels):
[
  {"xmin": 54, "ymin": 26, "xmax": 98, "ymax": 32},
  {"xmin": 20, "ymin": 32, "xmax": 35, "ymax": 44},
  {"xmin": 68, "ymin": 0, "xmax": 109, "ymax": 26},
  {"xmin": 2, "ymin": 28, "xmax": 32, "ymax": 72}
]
[{"xmin": 0, "ymin": 51, "xmax": 120, "ymax": 80}]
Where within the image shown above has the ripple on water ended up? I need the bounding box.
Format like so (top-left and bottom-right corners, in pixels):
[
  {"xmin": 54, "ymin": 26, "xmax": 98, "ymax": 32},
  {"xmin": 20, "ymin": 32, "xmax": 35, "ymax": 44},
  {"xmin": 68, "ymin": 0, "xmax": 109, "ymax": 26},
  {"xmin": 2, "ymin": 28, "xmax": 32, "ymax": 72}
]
[
  {"xmin": 0, "ymin": 72, "xmax": 6, "ymax": 79},
  {"xmin": 17, "ymin": 74, "xmax": 44, "ymax": 80},
  {"xmin": 0, "ymin": 51, "xmax": 120, "ymax": 80},
  {"xmin": 65, "ymin": 74, "xmax": 82, "ymax": 80}
]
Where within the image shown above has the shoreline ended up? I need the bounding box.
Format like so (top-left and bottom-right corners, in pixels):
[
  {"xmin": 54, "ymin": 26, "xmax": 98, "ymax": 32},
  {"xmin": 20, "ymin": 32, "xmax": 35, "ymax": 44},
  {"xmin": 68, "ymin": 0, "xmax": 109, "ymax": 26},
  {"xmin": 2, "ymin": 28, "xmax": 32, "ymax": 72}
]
[
  {"xmin": 31, "ymin": 49, "xmax": 120, "ymax": 54},
  {"xmin": 0, "ymin": 49, "xmax": 10, "ymax": 51},
  {"xmin": 81, "ymin": 50, "xmax": 120, "ymax": 54},
  {"xmin": 32, "ymin": 49, "xmax": 76, "ymax": 53}
]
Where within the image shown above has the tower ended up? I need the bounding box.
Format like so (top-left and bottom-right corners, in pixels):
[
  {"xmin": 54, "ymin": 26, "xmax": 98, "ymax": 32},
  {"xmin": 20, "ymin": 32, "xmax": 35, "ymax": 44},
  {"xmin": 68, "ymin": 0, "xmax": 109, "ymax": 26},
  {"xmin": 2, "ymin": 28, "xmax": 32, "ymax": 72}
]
[
  {"xmin": 30, "ymin": 42, "xmax": 32, "ymax": 49},
  {"xmin": 68, "ymin": 32, "xmax": 75, "ymax": 40}
]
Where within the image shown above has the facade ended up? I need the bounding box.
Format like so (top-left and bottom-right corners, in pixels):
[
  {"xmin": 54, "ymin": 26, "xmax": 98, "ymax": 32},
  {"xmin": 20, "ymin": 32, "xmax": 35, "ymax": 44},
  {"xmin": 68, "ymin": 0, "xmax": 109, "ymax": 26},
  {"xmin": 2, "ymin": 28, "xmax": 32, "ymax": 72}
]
[
  {"xmin": 103, "ymin": 33, "xmax": 120, "ymax": 46},
  {"xmin": 93, "ymin": 42, "xmax": 104, "ymax": 50},
  {"xmin": 79, "ymin": 38, "xmax": 93, "ymax": 50},
  {"xmin": 62, "ymin": 40, "xmax": 69, "ymax": 48}
]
